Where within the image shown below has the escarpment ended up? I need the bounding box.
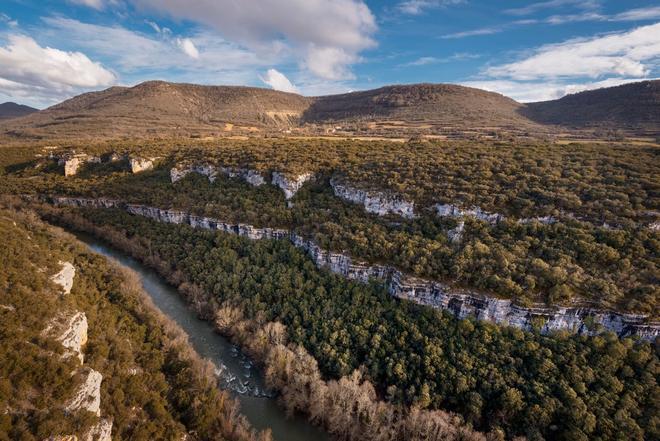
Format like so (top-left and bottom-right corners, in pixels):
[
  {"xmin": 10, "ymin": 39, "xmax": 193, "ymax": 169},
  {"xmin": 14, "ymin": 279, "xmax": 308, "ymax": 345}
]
[
  {"xmin": 330, "ymin": 178, "xmax": 416, "ymax": 218},
  {"xmin": 50, "ymin": 196, "xmax": 659, "ymax": 340},
  {"xmin": 170, "ymin": 163, "xmax": 315, "ymax": 200},
  {"xmin": 272, "ymin": 172, "xmax": 314, "ymax": 199},
  {"xmin": 170, "ymin": 163, "xmax": 265, "ymax": 186}
]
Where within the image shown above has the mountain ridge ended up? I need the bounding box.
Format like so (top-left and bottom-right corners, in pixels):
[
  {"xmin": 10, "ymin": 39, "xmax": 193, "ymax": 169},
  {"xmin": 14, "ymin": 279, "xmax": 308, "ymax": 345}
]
[
  {"xmin": 0, "ymin": 101, "xmax": 38, "ymax": 120},
  {"xmin": 2, "ymin": 80, "xmax": 657, "ymax": 139}
]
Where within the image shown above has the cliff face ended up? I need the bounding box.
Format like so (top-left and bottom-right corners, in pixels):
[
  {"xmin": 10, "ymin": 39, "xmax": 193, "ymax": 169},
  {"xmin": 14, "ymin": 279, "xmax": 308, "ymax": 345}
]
[
  {"xmin": 272, "ymin": 172, "xmax": 314, "ymax": 199},
  {"xmin": 330, "ymin": 179, "xmax": 415, "ymax": 218},
  {"xmin": 50, "ymin": 196, "xmax": 659, "ymax": 340},
  {"xmin": 56, "ymin": 312, "xmax": 88, "ymax": 364},
  {"xmin": 129, "ymin": 157, "xmax": 154, "ymax": 173},
  {"xmin": 170, "ymin": 164, "xmax": 265, "ymax": 186},
  {"xmin": 66, "ymin": 367, "xmax": 102, "ymax": 417},
  {"xmin": 51, "ymin": 261, "xmax": 76, "ymax": 295}
]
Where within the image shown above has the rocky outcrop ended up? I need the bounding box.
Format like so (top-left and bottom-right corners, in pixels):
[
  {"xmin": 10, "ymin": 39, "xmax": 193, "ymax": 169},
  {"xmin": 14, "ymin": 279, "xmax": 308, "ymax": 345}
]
[
  {"xmin": 129, "ymin": 157, "xmax": 154, "ymax": 173},
  {"xmin": 436, "ymin": 203, "xmax": 504, "ymax": 224},
  {"xmin": 219, "ymin": 167, "xmax": 265, "ymax": 186},
  {"xmin": 170, "ymin": 164, "xmax": 218, "ymax": 183},
  {"xmin": 66, "ymin": 367, "xmax": 102, "ymax": 417},
  {"xmin": 272, "ymin": 172, "xmax": 314, "ymax": 199},
  {"xmin": 59, "ymin": 154, "xmax": 100, "ymax": 177},
  {"xmin": 331, "ymin": 179, "xmax": 415, "ymax": 218},
  {"xmin": 51, "ymin": 261, "xmax": 75, "ymax": 295},
  {"xmin": 82, "ymin": 419, "xmax": 113, "ymax": 441},
  {"xmin": 49, "ymin": 197, "xmax": 659, "ymax": 340},
  {"xmin": 169, "ymin": 164, "xmax": 265, "ymax": 186},
  {"xmin": 56, "ymin": 312, "xmax": 88, "ymax": 364},
  {"xmin": 42, "ymin": 308, "xmax": 87, "ymax": 364}
]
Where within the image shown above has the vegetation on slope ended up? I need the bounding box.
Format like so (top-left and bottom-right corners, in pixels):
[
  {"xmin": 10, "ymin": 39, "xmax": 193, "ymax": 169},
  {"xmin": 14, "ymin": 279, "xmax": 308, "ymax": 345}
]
[
  {"xmin": 0, "ymin": 201, "xmax": 268, "ymax": 441},
  {"xmin": 42, "ymin": 204, "xmax": 659, "ymax": 441},
  {"xmin": 3, "ymin": 139, "xmax": 656, "ymax": 314}
]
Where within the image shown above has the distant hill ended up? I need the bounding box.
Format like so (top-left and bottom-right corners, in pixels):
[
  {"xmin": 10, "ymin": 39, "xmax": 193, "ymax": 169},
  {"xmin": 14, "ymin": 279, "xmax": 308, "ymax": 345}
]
[
  {"xmin": 523, "ymin": 80, "xmax": 660, "ymax": 133},
  {"xmin": 1, "ymin": 80, "xmax": 657, "ymax": 139},
  {"xmin": 303, "ymin": 83, "xmax": 533, "ymax": 128},
  {"xmin": 0, "ymin": 102, "xmax": 37, "ymax": 120},
  {"xmin": 2, "ymin": 81, "xmax": 310, "ymax": 138}
]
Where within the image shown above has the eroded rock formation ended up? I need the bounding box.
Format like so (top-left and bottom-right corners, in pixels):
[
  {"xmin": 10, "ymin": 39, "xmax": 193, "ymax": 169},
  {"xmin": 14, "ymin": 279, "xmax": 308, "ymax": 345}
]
[
  {"xmin": 56, "ymin": 312, "xmax": 88, "ymax": 364},
  {"xmin": 129, "ymin": 157, "xmax": 154, "ymax": 173},
  {"xmin": 170, "ymin": 164, "xmax": 265, "ymax": 186},
  {"xmin": 51, "ymin": 261, "xmax": 76, "ymax": 295},
  {"xmin": 272, "ymin": 172, "xmax": 313, "ymax": 199},
  {"xmin": 50, "ymin": 196, "xmax": 659, "ymax": 340},
  {"xmin": 66, "ymin": 367, "xmax": 102, "ymax": 417},
  {"xmin": 330, "ymin": 178, "xmax": 415, "ymax": 218}
]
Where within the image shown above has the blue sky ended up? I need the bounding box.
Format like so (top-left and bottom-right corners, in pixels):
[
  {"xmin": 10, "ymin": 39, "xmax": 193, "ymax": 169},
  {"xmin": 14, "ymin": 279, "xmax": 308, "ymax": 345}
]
[{"xmin": 1, "ymin": 0, "xmax": 659, "ymax": 107}]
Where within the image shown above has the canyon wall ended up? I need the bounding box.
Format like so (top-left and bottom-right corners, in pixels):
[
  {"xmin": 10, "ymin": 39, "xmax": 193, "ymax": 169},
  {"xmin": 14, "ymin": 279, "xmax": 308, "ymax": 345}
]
[
  {"xmin": 50, "ymin": 196, "xmax": 658, "ymax": 340},
  {"xmin": 330, "ymin": 179, "xmax": 415, "ymax": 218}
]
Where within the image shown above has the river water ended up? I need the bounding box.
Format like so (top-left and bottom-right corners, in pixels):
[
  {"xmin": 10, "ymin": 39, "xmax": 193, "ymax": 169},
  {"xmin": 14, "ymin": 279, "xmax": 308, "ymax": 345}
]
[{"xmin": 74, "ymin": 232, "xmax": 329, "ymax": 441}]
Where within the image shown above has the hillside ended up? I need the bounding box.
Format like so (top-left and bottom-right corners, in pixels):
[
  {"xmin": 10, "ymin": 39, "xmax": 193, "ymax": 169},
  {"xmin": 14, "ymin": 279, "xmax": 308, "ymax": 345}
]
[
  {"xmin": 1, "ymin": 80, "xmax": 657, "ymax": 139},
  {"xmin": 303, "ymin": 83, "xmax": 534, "ymax": 129},
  {"xmin": 2, "ymin": 81, "xmax": 311, "ymax": 138},
  {"xmin": 524, "ymin": 80, "xmax": 660, "ymax": 133},
  {"xmin": 0, "ymin": 102, "xmax": 37, "ymax": 120}
]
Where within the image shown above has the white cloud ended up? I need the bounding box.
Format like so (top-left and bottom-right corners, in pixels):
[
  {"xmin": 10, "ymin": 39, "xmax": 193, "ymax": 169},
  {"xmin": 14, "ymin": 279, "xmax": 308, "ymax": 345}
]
[
  {"xmin": 68, "ymin": 0, "xmax": 106, "ymax": 10},
  {"xmin": 40, "ymin": 17, "xmax": 262, "ymax": 72},
  {"xmin": 305, "ymin": 45, "xmax": 358, "ymax": 80},
  {"xmin": 176, "ymin": 37, "xmax": 199, "ymax": 59},
  {"xmin": 441, "ymin": 26, "xmax": 503, "ymax": 39},
  {"xmin": 1, "ymin": 13, "xmax": 18, "ymax": 27},
  {"xmin": 260, "ymin": 68, "xmax": 298, "ymax": 93},
  {"xmin": 486, "ymin": 23, "xmax": 660, "ymax": 80},
  {"xmin": 462, "ymin": 77, "xmax": 655, "ymax": 102},
  {"xmin": 504, "ymin": 0, "xmax": 599, "ymax": 16},
  {"xmin": 0, "ymin": 34, "xmax": 115, "ymax": 90},
  {"xmin": 401, "ymin": 52, "xmax": 480, "ymax": 66},
  {"xmin": 0, "ymin": 34, "xmax": 116, "ymax": 107},
  {"xmin": 131, "ymin": 0, "xmax": 377, "ymax": 80},
  {"xmin": 612, "ymin": 6, "xmax": 660, "ymax": 22},
  {"xmin": 397, "ymin": 0, "xmax": 464, "ymax": 15}
]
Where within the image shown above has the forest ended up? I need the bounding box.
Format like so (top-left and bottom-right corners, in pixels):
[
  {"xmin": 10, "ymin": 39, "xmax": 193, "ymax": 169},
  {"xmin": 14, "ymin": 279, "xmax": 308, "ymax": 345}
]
[
  {"xmin": 0, "ymin": 202, "xmax": 269, "ymax": 441},
  {"xmin": 38, "ymin": 203, "xmax": 659, "ymax": 441},
  {"xmin": 2, "ymin": 138, "xmax": 657, "ymax": 315}
]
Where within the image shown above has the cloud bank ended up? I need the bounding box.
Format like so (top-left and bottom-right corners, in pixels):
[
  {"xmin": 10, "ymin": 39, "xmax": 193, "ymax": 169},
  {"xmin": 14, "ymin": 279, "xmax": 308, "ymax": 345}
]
[
  {"xmin": 0, "ymin": 34, "xmax": 115, "ymax": 105},
  {"xmin": 131, "ymin": 0, "xmax": 377, "ymax": 80}
]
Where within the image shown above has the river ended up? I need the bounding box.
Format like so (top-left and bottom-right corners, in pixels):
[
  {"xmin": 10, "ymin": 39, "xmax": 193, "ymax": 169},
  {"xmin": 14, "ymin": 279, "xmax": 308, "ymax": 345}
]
[{"xmin": 74, "ymin": 231, "xmax": 329, "ymax": 441}]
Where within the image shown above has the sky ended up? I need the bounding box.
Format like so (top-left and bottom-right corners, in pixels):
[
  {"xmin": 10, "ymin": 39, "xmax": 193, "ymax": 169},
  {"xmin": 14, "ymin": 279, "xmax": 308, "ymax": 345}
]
[{"xmin": 0, "ymin": 0, "xmax": 658, "ymax": 108}]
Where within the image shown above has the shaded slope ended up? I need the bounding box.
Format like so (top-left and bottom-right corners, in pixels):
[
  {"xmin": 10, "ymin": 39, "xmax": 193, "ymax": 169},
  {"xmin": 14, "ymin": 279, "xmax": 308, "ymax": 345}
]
[
  {"xmin": 0, "ymin": 102, "xmax": 38, "ymax": 120},
  {"xmin": 523, "ymin": 80, "xmax": 660, "ymax": 133}
]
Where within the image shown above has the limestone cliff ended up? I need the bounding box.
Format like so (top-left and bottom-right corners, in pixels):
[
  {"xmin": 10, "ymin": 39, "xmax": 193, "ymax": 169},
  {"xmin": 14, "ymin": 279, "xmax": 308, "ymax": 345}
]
[
  {"xmin": 65, "ymin": 367, "xmax": 102, "ymax": 417},
  {"xmin": 330, "ymin": 178, "xmax": 415, "ymax": 218},
  {"xmin": 50, "ymin": 196, "xmax": 659, "ymax": 340},
  {"xmin": 272, "ymin": 172, "xmax": 314, "ymax": 199},
  {"xmin": 61, "ymin": 312, "xmax": 88, "ymax": 363},
  {"xmin": 51, "ymin": 261, "xmax": 75, "ymax": 295},
  {"xmin": 170, "ymin": 163, "xmax": 265, "ymax": 186}
]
